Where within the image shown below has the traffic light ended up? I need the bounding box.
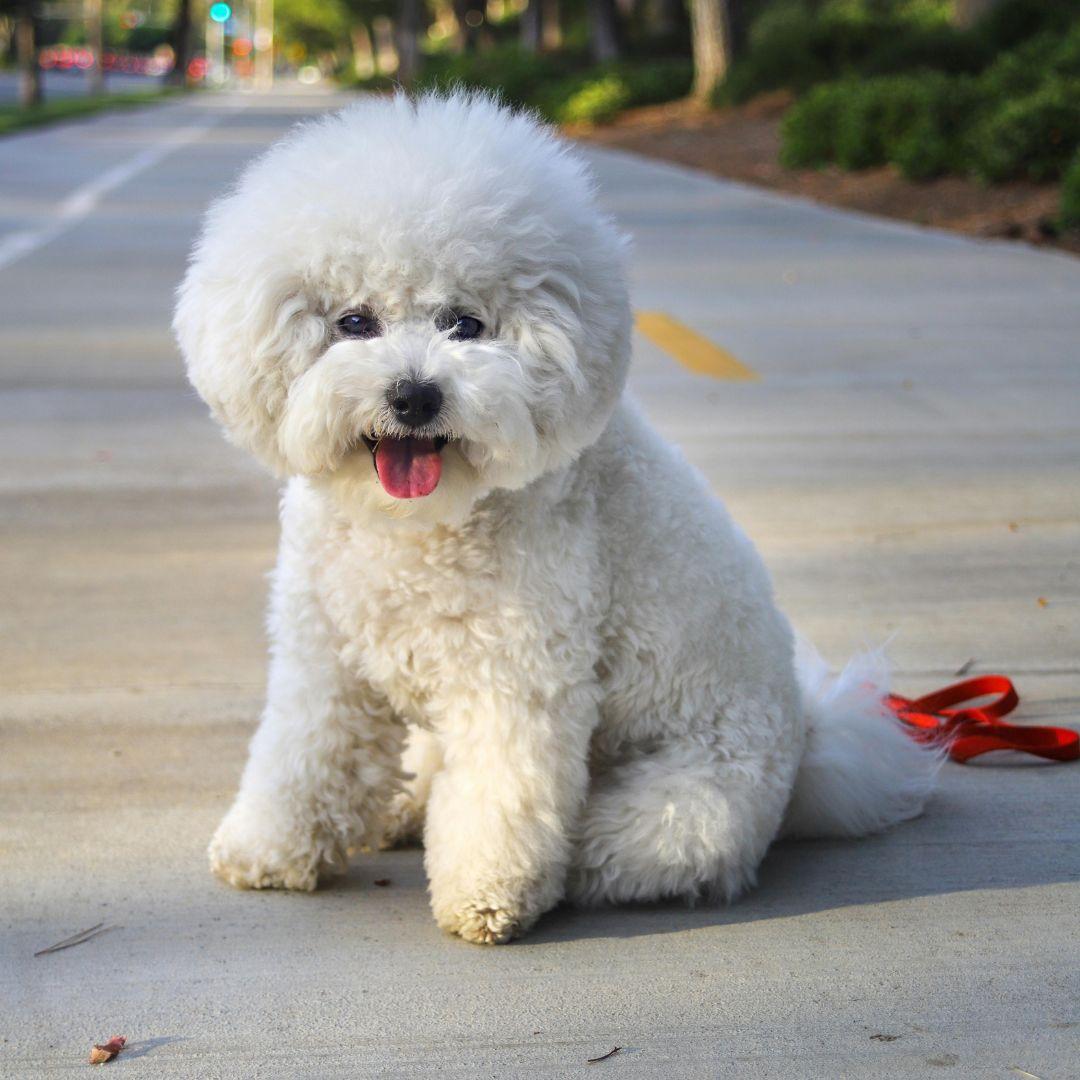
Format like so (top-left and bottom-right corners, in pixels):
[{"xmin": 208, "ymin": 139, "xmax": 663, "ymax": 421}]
[{"xmin": 209, "ymin": 2, "xmax": 231, "ymax": 22}]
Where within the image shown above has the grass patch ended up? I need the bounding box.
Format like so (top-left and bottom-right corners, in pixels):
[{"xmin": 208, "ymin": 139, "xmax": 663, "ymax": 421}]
[{"xmin": 0, "ymin": 88, "xmax": 183, "ymax": 138}]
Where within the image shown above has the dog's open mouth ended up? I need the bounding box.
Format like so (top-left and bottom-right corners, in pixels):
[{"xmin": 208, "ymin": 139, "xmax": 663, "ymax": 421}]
[{"xmin": 362, "ymin": 434, "xmax": 450, "ymax": 499}]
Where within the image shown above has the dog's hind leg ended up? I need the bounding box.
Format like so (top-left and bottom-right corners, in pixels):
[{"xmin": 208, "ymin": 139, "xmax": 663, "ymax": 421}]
[{"xmin": 567, "ymin": 734, "xmax": 799, "ymax": 907}]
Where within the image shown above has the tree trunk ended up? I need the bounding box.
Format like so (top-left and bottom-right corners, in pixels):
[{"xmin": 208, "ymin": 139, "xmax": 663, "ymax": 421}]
[
  {"xmin": 16, "ymin": 3, "xmax": 41, "ymax": 108},
  {"xmin": 953, "ymin": 0, "xmax": 1001, "ymax": 30},
  {"xmin": 728, "ymin": 0, "xmax": 746, "ymax": 58},
  {"xmin": 451, "ymin": 0, "xmax": 480, "ymax": 53},
  {"xmin": 648, "ymin": 0, "xmax": 684, "ymax": 39},
  {"xmin": 85, "ymin": 0, "xmax": 105, "ymax": 95},
  {"xmin": 352, "ymin": 23, "xmax": 376, "ymax": 78},
  {"xmin": 587, "ymin": 0, "xmax": 620, "ymax": 63},
  {"xmin": 395, "ymin": 0, "xmax": 422, "ymax": 86},
  {"xmin": 168, "ymin": 0, "xmax": 193, "ymax": 87},
  {"xmin": 541, "ymin": 0, "xmax": 562, "ymax": 50},
  {"xmin": 689, "ymin": 0, "xmax": 731, "ymax": 103},
  {"xmin": 253, "ymin": 0, "xmax": 273, "ymax": 90},
  {"xmin": 520, "ymin": 0, "xmax": 541, "ymax": 52}
]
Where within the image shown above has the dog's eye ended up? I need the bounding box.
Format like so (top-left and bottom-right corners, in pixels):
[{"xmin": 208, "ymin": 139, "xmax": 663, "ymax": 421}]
[
  {"xmin": 435, "ymin": 309, "xmax": 484, "ymax": 341},
  {"xmin": 336, "ymin": 311, "xmax": 382, "ymax": 339},
  {"xmin": 451, "ymin": 314, "xmax": 484, "ymax": 341}
]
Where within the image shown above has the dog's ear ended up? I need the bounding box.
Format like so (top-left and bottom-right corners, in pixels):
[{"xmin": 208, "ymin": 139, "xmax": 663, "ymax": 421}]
[
  {"xmin": 501, "ymin": 258, "xmax": 633, "ymax": 472},
  {"xmin": 174, "ymin": 230, "xmax": 323, "ymax": 475}
]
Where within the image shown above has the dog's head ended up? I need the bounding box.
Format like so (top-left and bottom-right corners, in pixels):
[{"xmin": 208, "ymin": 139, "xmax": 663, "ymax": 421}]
[{"xmin": 174, "ymin": 92, "xmax": 631, "ymax": 525}]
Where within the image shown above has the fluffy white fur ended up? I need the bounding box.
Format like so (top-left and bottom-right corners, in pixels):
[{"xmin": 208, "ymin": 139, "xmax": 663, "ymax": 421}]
[{"xmin": 174, "ymin": 92, "xmax": 940, "ymax": 944}]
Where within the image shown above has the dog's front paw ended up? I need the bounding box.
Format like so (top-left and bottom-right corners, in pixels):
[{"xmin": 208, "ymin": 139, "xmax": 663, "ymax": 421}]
[
  {"xmin": 440, "ymin": 899, "xmax": 523, "ymax": 945},
  {"xmin": 208, "ymin": 801, "xmax": 339, "ymax": 892},
  {"xmin": 431, "ymin": 878, "xmax": 549, "ymax": 944}
]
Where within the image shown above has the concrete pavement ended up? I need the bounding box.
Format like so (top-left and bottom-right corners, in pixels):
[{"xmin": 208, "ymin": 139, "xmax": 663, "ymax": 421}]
[
  {"xmin": 1, "ymin": 90, "xmax": 1078, "ymax": 1077},
  {"xmin": 0, "ymin": 72, "xmax": 166, "ymax": 105}
]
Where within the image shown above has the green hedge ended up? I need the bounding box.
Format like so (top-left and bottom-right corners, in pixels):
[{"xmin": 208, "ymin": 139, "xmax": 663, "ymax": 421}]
[
  {"xmin": 780, "ymin": 21, "xmax": 1080, "ymax": 185},
  {"xmin": 405, "ymin": 46, "xmax": 691, "ymax": 125},
  {"xmin": 971, "ymin": 78, "xmax": 1080, "ymax": 183},
  {"xmin": 413, "ymin": 45, "xmax": 584, "ymax": 112},
  {"xmin": 558, "ymin": 75, "xmax": 630, "ymax": 125},
  {"xmin": 1060, "ymin": 149, "xmax": 1080, "ymax": 229},
  {"xmin": 717, "ymin": 0, "xmax": 990, "ymax": 106},
  {"xmin": 722, "ymin": 0, "xmax": 1080, "ymax": 106},
  {"xmin": 544, "ymin": 59, "xmax": 692, "ymax": 124}
]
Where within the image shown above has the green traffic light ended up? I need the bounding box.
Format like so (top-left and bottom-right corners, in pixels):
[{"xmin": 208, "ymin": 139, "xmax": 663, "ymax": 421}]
[{"xmin": 209, "ymin": 2, "xmax": 231, "ymax": 22}]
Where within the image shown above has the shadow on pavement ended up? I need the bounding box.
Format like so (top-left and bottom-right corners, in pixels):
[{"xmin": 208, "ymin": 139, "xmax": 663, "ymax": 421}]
[
  {"xmin": 327, "ymin": 768, "xmax": 1080, "ymax": 947},
  {"xmin": 123, "ymin": 1035, "xmax": 190, "ymax": 1059},
  {"xmin": 522, "ymin": 780, "xmax": 1078, "ymax": 944}
]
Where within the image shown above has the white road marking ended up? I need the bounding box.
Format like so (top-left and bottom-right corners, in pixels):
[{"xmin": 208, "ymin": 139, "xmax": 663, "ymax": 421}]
[{"xmin": 0, "ymin": 109, "xmax": 232, "ymax": 274}]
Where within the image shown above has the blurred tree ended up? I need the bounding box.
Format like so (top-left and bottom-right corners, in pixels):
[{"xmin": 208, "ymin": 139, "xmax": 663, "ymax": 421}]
[
  {"xmin": 276, "ymin": 0, "xmax": 353, "ymax": 61},
  {"xmin": 521, "ymin": 0, "xmax": 563, "ymax": 51},
  {"xmin": 453, "ymin": 0, "xmax": 481, "ymax": 52},
  {"xmin": 689, "ymin": 0, "xmax": 732, "ymax": 101},
  {"xmin": 542, "ymin": 0, "xmax": 561, "ymax": 49},
  {"xmin": 953, "ymin": 0, "xmax": 1002, "ymax": 29},
  {"xmin": 588, "ymin": 0, "xmax": 620, "ymax": 61},
  {"xmin": 85, "ymin": 0, "xmax": 104, "ymax": 94},
  {"xmin": 14, "ymin": 0, "xmax": 41, "ymax": 106},
  {"xmin": 727, "ymin": 0, "xmax": 745, "ymax": 56},
  {"xmin": 339, "ymin": 0, "xmax": 396, "ymax": 75},
  {"xmin": 521, "ymin": 0, "xmax": 542, "ymax": 51},
  {"xmin": 396, "ymin": 0, "xmax": 422, "ymax": 83},
  {"xmin": 168, "ymin": 0, "xmax": 193, "ymax": 87},
  {"xmin": 648, "ymin": 0, "xmax": 685, "ymax": 38}
]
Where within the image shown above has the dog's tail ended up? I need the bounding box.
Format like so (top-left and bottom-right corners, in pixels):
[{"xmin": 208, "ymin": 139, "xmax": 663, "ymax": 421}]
[{"xmin": 782, "ymin": 643, "xmax": 944, "ymax": 839}]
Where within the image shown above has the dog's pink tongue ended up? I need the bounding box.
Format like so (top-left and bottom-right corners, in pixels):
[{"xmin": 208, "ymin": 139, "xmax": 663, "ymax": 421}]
[{"xmin": 374, "ymin": 437, "xmax": 443, "ymax": 499}]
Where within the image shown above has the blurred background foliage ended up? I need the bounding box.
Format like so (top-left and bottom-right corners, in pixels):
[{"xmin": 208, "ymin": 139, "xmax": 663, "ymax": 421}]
[{"xmin": 2, "ymin": 0, "xmax": 1079, "ymax": 229}]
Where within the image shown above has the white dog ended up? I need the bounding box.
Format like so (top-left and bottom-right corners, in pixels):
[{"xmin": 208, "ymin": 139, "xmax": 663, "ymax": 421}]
[{"xmin": 174, "ymin": 92, "xmax": 938, "ymax": 944}]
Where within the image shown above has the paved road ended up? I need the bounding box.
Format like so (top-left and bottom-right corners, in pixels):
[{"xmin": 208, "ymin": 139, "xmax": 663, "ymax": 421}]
[
  {"xmin": 0, "ymin": 71, "xmax": 165, "ymax": 105},
  {"xmin": 2, "ymin": 91, "xmax": 1078, "ymax": 1077}
]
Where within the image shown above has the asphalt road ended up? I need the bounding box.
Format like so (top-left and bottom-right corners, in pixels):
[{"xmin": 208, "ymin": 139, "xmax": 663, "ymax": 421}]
[
  {"xmin": 0, "ymin": 71, "xmax": 165, "ymax": 105},
  {"xmin": 1, "ymin": 91, "xmax": 1078, "ymax": 1078}
]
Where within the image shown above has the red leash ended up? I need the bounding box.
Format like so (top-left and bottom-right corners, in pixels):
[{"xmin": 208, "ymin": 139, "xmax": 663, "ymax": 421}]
[{"xmin": 886, "ymin": 675, "xmax": 1080, "ymax": 763}]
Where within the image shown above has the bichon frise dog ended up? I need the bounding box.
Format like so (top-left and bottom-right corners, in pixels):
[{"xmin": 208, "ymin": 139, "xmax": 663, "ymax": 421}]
[{"xmin": 175, "ymin": 92, "xmax": 938, "ymax": 944}]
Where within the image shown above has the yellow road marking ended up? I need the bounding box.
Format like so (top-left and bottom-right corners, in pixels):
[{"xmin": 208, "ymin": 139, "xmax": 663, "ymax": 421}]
[{"xmin": 634, "ymin": 311, "xmax": 758, "ymax": 381}]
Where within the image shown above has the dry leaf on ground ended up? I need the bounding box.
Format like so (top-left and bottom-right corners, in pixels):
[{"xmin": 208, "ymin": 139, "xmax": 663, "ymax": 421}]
[{"xmin": 89, "ymin": 1035, "xmax": 126, "ymax": 1064}]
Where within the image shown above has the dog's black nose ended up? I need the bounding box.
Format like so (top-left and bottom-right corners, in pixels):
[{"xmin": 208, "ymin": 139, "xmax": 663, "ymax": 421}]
[{"xmin": 388, "ymin": 379, "xmax": 442, "ymax": 429}]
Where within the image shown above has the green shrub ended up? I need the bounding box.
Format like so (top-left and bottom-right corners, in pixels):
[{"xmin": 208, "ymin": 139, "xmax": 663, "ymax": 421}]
[
  {"xmin": 832, "ymin": 77, "xmax": 928, "ymax": 169},
  {"xmin": 975, "ymin": 0, "xmax": 1080, "ymax": 56},
  {"xmin": 891, "ymin": 119, "xmax": 952, "ymax": 180},
  {"xmin": 408, "ymin": 47, "xmax": 689, "ymax": 125},
  {"xmin": 891, "ymin": 75, "xmax": 981, "ymax": 179},
  {"xmin": 977, "ymin": 24, "xmax": 1080, "ymax": 106},
  {"xmin": 719, "ymin": 1, "xmax": 832, "ymax": 104},
  {"xmin": 779, "ymin": 82, "xmax": 848, "ymax": 168},
  {"xmin": 780, "ymin": 73, "xmax": 975, "ymax": 177},
  {"xmin": 861, "ymin": 23, "xmax": 988, "ymax": 78},
  {"xmin": 414, "ymin": 45, "xmax": 583, "ymax": 111},
  {"xmin": 718, "ymin": 0, "xmax": 981, "ymax": 106},
  {"xmin": 619, "ymin": 58, "xmax": 693, "ymax": 106},
  {"xmin": 1060, "ymin": 148, "xmax": 1080, "ymax": 228},
  {"xmin": 970, "ymin": 78, "xmax": 1080, "ymax": 182},
  {"xmin": 558, "ymin": 75, "xmax": 631, "ymax": 124}
]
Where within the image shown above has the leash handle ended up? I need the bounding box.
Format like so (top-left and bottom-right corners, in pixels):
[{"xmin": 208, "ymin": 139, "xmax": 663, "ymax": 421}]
[{"xmin": 885, "ymin": 676, "xmax": 1079, "ymax": 763}]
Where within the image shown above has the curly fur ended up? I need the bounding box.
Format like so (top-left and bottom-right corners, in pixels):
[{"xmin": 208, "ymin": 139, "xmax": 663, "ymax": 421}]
[{"xmin": 174, "ymin": 92, "xmax": 939, "ymax": 944}]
